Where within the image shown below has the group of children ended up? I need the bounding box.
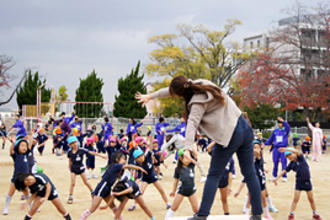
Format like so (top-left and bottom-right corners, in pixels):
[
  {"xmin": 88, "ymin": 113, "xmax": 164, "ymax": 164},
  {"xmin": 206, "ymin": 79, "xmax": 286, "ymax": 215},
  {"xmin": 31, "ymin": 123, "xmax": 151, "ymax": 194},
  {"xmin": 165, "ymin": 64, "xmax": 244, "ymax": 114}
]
[{"xmin": 1, "ymin": 113, "xmax": 326, "ymax": 220}]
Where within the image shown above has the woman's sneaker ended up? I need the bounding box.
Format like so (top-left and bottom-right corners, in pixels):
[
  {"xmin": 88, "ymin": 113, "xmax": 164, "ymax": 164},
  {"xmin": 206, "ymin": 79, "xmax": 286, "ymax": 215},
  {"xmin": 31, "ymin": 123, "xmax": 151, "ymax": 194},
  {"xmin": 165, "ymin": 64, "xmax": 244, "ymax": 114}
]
[
  {"xmin": 313, "ymin": 214, "xmax": 322, "ymax": 220},
  {"xmin": 288, "ymin": 214, "xmax": 294, "ymax": 220}
]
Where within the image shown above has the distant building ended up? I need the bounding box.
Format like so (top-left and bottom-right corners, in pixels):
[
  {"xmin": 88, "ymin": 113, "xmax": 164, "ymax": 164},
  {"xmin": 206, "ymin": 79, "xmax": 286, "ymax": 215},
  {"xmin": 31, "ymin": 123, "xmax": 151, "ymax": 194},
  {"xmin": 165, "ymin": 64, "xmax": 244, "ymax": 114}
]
[
  {"xmin": 243, "ymin": 32, "xmax": 270, "ymax": 51},
  {"xmin": 0, "ymin": 107, "xmax": 17, "ymax": 119}
]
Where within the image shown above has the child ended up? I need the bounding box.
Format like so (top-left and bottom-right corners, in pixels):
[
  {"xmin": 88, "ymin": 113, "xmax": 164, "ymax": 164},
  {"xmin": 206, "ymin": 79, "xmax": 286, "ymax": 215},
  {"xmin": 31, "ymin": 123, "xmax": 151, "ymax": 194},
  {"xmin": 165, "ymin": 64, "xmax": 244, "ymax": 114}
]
[
  {"xmin": 274, "ymin": 147, "xmax": 322, "ymax": 220},
  {"xmin": 106, "ymin": 136, "xmax": 119, "ymax": 165},
  {"xmin": 79, "ymin": 151, "xmax": 147, "ymax": 220},
  {"xmin": 100, "ymin": 172, "xmax": 156, "ymax": 220},
  {"xmin": 36, "ymin": 128, "xmax": 48, "ymax": 156},
  {"xmin": 0, "ymin": 122, "xmax": 7, "ymax": 149},
  {"xmin": 301, "ymin": 136, "xmax": 312, "ymax": 159},
  {"xmin": 3, "ymin": 137, "xmax": 30, "ymax": 215},
  {"xmin": 85, "ymin": 137, "xmax": 98, "ymax": 179},
  {"xmin": 292, "ymin": 133, "xmax": 300, "ymax": 148},
  {"xmin": 165, "ymin": 149, "xmax": 198, "ymax": 220},
  {"xmin": 119, "ymin": 137, "xmax": 129, "ymax": 155},
  {"xmin": 321, "ymin": 135, "xmax": 326, "ymax": 154},
  {"xmin": 67, "ymin": 136, "xmax": 106, "ymax": 204},
  {"xmin": 150, "ymin": 139, "xmax": 163, "ymax": 179},
  {"xmin": 155, "ymin": 117, "xmax": 169, "ymax": 149},
  {"xmin": 132, "ymin": 149, "xmax": 171, "ymax": 210},
  {"xmin": 8, "ymin": 114, "xmax": 27, "ymax": 138},
  {"xmin": 14, "ymin": 172, "xmax": 72, "ymax": 220},
  {"xmin": 102, "ymin": 117, "xmax": 113, "ymax": 146}
]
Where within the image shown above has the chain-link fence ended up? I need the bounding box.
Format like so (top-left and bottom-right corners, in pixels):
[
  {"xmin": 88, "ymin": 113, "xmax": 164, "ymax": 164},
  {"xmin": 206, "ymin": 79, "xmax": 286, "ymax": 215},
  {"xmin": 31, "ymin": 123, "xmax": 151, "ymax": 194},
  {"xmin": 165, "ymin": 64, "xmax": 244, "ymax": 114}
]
[{"xmin": 1, "ymin": 115, "xmax": 329, "ymax": 143}]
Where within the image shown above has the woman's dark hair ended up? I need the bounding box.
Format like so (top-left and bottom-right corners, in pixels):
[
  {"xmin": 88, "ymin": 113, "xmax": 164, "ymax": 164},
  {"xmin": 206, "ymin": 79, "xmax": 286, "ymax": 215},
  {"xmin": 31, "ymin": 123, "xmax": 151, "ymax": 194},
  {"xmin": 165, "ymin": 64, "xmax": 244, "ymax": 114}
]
[
  {"xmin": 165, "ymin": 134, "xmax": 175, "ymax": 151},
  {"xmin": 130, "ymin": 117, "xmax": 136, "ymax": 125},
  {"xmin": 169, "ymin": 76, "xmax": 225, "ymax": 121},
  {"xmin": 14, "ymin": 172, "xmax": 30, "ymax": 191},
  {"xmin": 159, "ymin": 117, "xmax": 165, "ymax": 123},
  {"xmin": 104, "ymin": 117, "xmax": 109, "ymax": 122}
]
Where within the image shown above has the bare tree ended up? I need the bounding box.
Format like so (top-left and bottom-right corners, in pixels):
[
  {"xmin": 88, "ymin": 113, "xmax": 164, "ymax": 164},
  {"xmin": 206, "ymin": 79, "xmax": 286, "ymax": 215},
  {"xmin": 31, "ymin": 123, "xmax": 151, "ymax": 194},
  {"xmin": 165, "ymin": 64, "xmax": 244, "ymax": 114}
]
[{"xmin": 0, "ymin": 55, "xmax": 28, "ymax": 106}]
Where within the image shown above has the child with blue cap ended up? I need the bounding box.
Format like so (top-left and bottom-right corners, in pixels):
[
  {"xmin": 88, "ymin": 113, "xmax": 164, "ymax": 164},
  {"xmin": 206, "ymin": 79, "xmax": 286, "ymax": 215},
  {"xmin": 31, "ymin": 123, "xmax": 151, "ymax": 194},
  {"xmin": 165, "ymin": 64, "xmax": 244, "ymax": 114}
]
[
  {"xmin": 273, "ymin": 147, "xmax": 322, "ymax": 220},
  {"xmin": 132, "ymin": 148, "xmax": 171, "ymax": 211},
  {"xmin": 66, "ymin": 136, "xmax": 107, "ymax": 204}
]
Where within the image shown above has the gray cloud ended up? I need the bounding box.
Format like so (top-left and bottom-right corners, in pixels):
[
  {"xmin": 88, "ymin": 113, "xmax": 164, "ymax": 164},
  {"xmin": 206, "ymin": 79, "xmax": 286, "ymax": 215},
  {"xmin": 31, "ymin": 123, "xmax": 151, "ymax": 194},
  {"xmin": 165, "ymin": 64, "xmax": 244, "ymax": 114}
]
[{"xmin": 0, "ymin": 0, "xmax": 315, "ymax": 109}]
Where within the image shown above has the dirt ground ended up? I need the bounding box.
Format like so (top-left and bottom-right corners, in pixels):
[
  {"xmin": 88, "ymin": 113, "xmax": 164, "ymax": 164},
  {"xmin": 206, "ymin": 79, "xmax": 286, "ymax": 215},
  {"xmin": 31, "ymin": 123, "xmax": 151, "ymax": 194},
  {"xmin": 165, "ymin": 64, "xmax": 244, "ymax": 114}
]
[{"xmin": 0, "ymin": 140, "xmax": 329, "ymax": 220}]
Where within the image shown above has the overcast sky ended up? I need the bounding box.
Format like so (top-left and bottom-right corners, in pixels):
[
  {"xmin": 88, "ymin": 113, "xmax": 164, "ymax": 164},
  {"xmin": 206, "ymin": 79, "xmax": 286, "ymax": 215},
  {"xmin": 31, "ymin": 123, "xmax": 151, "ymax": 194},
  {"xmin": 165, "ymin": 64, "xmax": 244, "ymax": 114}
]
[{"xmin": 0, "ymin": 0, "xmax": 316, "ymax": 109}]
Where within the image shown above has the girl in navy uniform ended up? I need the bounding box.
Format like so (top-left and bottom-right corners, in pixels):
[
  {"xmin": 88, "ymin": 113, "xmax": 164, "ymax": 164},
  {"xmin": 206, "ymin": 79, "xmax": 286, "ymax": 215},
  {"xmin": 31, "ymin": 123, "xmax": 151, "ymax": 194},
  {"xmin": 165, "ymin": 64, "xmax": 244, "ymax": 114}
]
[
  {"xmin": 301, "ymin": 136, "xmax": 312, "ymax": 159},
  {"xmin": 106, "ymin": 136, "xmax": 119, "ymax": 165},
  {"xmin": 119, "ymin": 137, "xmax": 129, "ymax": 155},
  {"xmin": 165, "ymin": 149, "xmax": 198, "ymax": 220},
  {"xmin": 14, "ymin": 172, "xmax": 72, "ymax": 220},
  {"xmin": 36, "ymin": 128, "xmax": 48, "ymax": 156},
  {"xmin": 2, "ymin": 137, "xmax": 30, "ymax": 215},
  {"xmin": 0, "ymin": 122, "xmax": 7, "ymax": 149},
  {"xmin": 85, "ymin": 137, "xmax": 97, "ymax": 179},
  {"xmin": 100, "ymin": 172, "xmax": 156, "ymax": 220},
  {"xmin": 67, "ymin": 136, "xmax": 106, "ymax": 204},
  {"xmin": 235, "ymin": 141, "xmax": 273, "ymax": 220},
  {"xmin": 133, "ymin": 148, "xmax": 171, "ymax": 210},
  {"xmin": 274, "ymin": 147, "xmax": 322, "ymax": 220},
  {"xmin": 79, "ymin": 151, "xmax": 147, "ymax": 220}
]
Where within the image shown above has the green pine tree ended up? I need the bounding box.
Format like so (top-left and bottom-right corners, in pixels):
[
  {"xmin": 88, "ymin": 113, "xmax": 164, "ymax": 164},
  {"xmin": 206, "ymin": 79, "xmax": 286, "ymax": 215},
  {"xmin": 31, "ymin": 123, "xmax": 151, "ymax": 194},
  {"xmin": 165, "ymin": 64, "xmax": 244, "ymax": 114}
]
[
  {"xmin": 16, "ymin": 70, "xmax": 51, "ymax": 114},
  {"xmin": 113, "ymin": 61, "xmax": 147, "ymax": 118},
  {"xmin": 75, "ymin": 70, "xmax": 104, "ymax": 118}
]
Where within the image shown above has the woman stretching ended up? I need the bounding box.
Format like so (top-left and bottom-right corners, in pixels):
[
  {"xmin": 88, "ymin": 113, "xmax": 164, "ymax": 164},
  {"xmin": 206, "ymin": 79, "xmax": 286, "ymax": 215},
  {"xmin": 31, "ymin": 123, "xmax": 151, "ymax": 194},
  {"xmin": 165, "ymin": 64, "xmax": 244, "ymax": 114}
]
[{"xmin": 136, "ymin": 75, "xmax": 262, "ymax": 220}]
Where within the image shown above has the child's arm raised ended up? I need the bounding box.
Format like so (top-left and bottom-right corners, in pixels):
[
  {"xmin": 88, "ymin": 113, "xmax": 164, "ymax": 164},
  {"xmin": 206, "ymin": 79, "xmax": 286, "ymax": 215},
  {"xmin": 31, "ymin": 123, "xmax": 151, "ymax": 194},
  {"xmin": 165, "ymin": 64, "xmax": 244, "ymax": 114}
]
[
  {"xmin": 123, "ymin": 164, "xmax": 148, "ymax": 175},
  {"xmin": 278, "ymin": 147, "xmax": 301, "ymax": 156},
  {"xmin": 9, "ymin": 137, "xmax": 14, "ymax": 155},
  {"xmin": 170, "ymin": 178, "xmax": 179, "ymax": 197},
  {"xmin": 87, "ymin": 151, "xmax": 107, "ymax": 159}
]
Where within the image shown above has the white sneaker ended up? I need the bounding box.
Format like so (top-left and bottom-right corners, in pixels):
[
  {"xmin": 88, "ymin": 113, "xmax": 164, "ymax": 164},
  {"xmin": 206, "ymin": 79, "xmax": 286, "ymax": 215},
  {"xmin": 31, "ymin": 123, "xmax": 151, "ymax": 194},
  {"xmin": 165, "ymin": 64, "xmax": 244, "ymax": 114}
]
[
  {"xmin": 232, "ymin": 174, "xmax": 236, "ymax": 179},
  {"xmin": 281, "ymin": 177, "xmax": 287, "ymax": 182},
  {"xmin": 242, "ymin": 207, "xmax": 247, "ymax": 214},
  {"xmin": 268, "ymin": 176, "xmax": 276, "ymax": 181},
  {"xmin": 2, "ymin": 208, "xmax": 8, "ymax": 215},
  {"xmin": 86, "ymin": 174, "xmax": 90, "ymax": 179},
  {"xmin": 268, "ymin": 206, "xmax": 279, "ymax": 213},
  {"xmin": 200, "ymin": 176, "xmax": 207, "ymax": 183},
  {"xmin": 92, "ymin": 173, "xmax": 97, "ymax": 179},
  {"xmin": 172, "ymin": 160, "xmax": 177, "ymax": 164}
]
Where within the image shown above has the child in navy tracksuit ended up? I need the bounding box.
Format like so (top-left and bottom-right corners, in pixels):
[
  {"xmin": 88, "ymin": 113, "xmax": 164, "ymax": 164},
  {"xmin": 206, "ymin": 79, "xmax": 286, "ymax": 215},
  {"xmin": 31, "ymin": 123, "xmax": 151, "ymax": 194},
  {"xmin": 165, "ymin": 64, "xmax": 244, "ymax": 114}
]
[
  {"xmin": 264, "ymin": 117, "xmax": 290, "ymax": 181},
  {"xmin": 3, "ymin": 138, "xmax": 30, "ymax": 215},
  {"xmin": 85, "ymin": 137, "xmax": 98, "ymax": 179},
  {"xmin": 301, "ymin": 136, "xmax": 312, "ymax": 158},
  {"xmin": 79, "ymin": 151, "xmax": 147, "ymax": 220},
  {"xmin": 14, "ymin": 172, "xmax": 72, "ymax": 220},
  {"xmin": 234, "ymin": 140, "xmax": 273, "ymax": 220},
  {"xmin": 274, "ymin": 147, "xmax": 322, "ymax": 220},
  {"xmin": 37, "ymin": 128, "xmax": 48, "ymax": 156},
  {"xmin": 0, "ymin": 122, "xmax": 7, "ymax": 149},
  {"xmin": 322, "ymin": 135, "xmax": 326, "ymax": 153},
  {"xmin": 99, "ymin": 172, "xmax": 156, "ymax": 220},
  {"xmin": 66, "ymin": 136, "xmax": 106, "ymax": 204},
  {"xmin": 133, "ymin": 149, "xmax": 171, "ymax": 210}
]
